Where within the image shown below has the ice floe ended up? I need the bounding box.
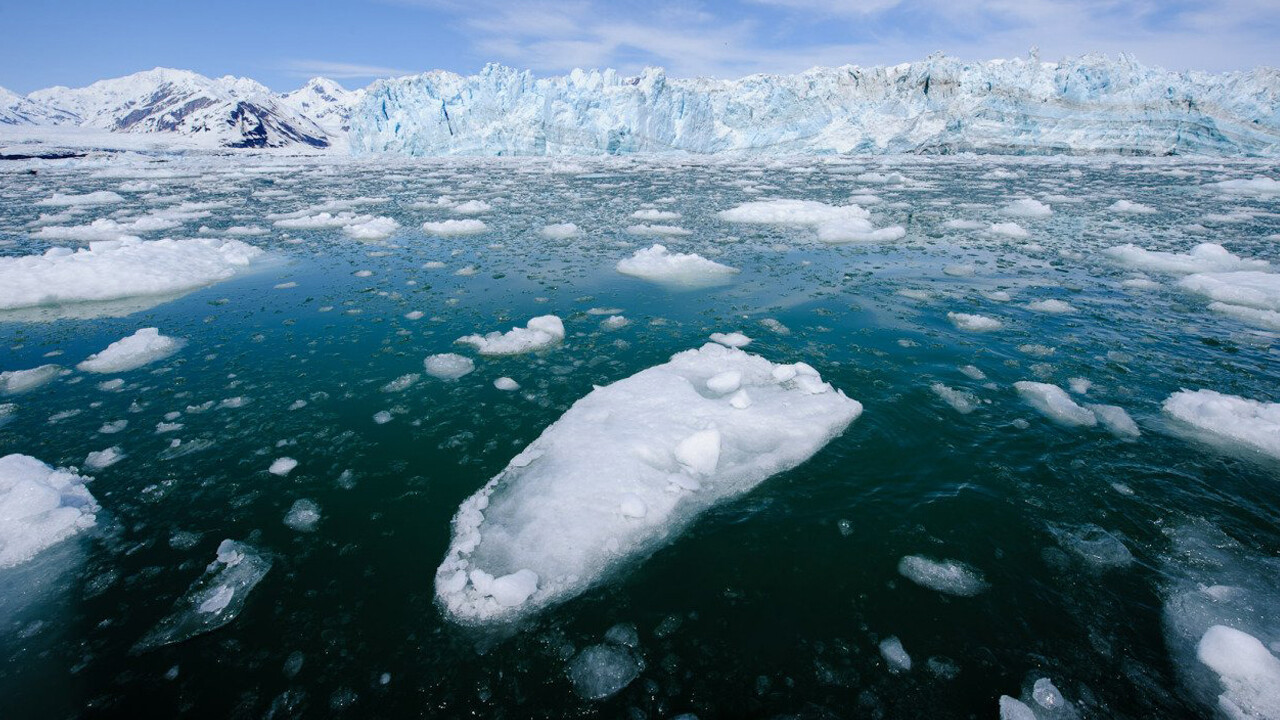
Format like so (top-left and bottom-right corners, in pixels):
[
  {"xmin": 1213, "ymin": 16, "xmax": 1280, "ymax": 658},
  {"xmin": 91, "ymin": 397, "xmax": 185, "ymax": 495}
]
[
  {"xmin": 422, "ymin": 219, "xmax": 487, "ymax": 236},
  {"xmin": 0, "ymin": 238, "xmax": 265, "ymax": 316},
  {"xmin": 77, "ymin": 328, "xmax": 185, "ymax": 373},
  {"xmin": 456, "ymin": 315, "xmax": 565, "ymax": 355},
  {"xmin": 1163, "ymin": 389, "xmax": 1280, "ymax": 460},
  {"xmin": 0, "ymin": 454, "xmax": 99, "ymax": 568},
  {"xmin": 718, "ymin": 199, "xmax": 904, "ymax": 243},
  {"xmin": 425, "ymin": 353, "xmax": 475, "ymax": 380},
  {"xmin": 1103, "ymin": 243, "xmax": 1268, "ymax": 274},
  {"xmin": 435, "ymin": 342, "xmax": 861, "ymax": 624},
  {"xmin": 0, "ymin": 364, "xmax": 62, "ymax": 394},
  {"xmin": 615, "ymin": 244, "xmax": 738, "ymax": 287}
]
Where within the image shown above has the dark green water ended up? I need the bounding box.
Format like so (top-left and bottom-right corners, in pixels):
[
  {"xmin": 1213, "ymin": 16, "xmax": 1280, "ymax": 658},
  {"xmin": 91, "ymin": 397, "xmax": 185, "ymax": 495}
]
[{"xmin": 1, "ymin": 155, "xmax": 1278, "ymax": 719}]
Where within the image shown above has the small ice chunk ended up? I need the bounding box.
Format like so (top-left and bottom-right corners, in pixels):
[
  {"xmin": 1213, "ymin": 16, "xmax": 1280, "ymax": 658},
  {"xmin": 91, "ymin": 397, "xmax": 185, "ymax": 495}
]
[
  {"xmin": 0, "ymin": 364, "xmax": 61, "ymax": 394},
  {"xmin": 342, "ymin": 216, "xmax": 399, "ymax": 240},
  {"xmin": 1088, "ymin": 404, "xmax": 1140, "ymax": 439},
  {"xmin": 77, "ymin": 328, "xmax": 185, "ymax": 373},
  {"xmin": 134, "ymin": 539, "xmax": 271, "ymax": 651},
  {"xmin": 898, "ymin": 555, "xmax": 988, "ymax": 597},
  {"xmin": 424, "ymin": 353, "xmax": 475, "ymax": 380},
  {"xmin": 932, "ymin": 383, "xmax": 978, "ymax": 414},
  {"xmin": 1027, "ymin": 299, "xmax": 1076, "ymax": 314},
  {"xmin": 567, "ymin": 644, "xmax": 643, "ymax": 701},
  {"xmin": 457, "ymin": 316, "xmax": 565, "ymax": 355},
  {"xmin": 0, "ymin": 454, "xmax": 99, "ymax": 568},
  {"xmin": 373, "ymin": 410, "xmax": 393, "ymax": 424},
  {"xmin": 269, "ymin": 457, "xmax": 298, "ymax": 476},
  {"xmin": 1110, "ymin": 200, "xmax": 1157, "ymax": 214},
  {"xmin": 422, "ymin": 219, "xmax": 487, "ymax": 236},
  {"xmin": 989, "ymin": 222, "xmax": 1029, "ymax": 238},
  {"xmin": 1032, "ymin": 677, "xmax": 1067, "ymax": 709},
  {"xmin": 1003, "ymin": 198, "xmax": 1052, "ymax": 217},
  {"xmin": 1049, "ymin": 524, "xmax": 1134, "ymax": 569},
  {"xmin": 488, "ymin": 569, "xmax": 539, "ymax": 607},
  {"xmin": 540, "ymin": 223, "xmax": 579, "ymax": 239},
  {"xmin": 84, "ymin": 447, "xmax": 124, "ymax": 469},
  {"xmin": 452, "ymin": 200, "xmax": 492, "ymax": 215},
  {"xmin": 948, "ymin": 312, "xmax": 1002, "ymax": 332},
  {"xmin": 960, "ymin": 365, "xmax": 986, "ymax": 380},
  {"xmin": 1180, "ymin": 271, "xmax": 1280, "ymax": 312},
  {"xmin": 283, "ymin": 499, "xmax": 321, "ymax": 532},
  {"xmin": 709, "ymin": 331, "xmax": 751, "ymax": 348},
  {"xmin": 879, "ymin": 636, "xmax": 912, "ymax": 672},
  {"xmin": 381, "ymin": 373, "xmax": 420, "ymax": 393},
  {"xmin": 616, "ymin": 244, "xmax": 738, "ymax": 287},
  {"xmin": 675, "ymin": 429, "xmax": 722, "ymax": 476},
  {"xmin": 494, "ymin": 377, "xmax": 520, "ymax": 391},
  {"xmin": 1068, "ymin": 378, "xmax": 1092, "ymax": 394},
  {"xmin": 999, "ymin": 696, "xmax": 1037, "ymax": 720},
  {"xmin": 1015, "ymin": 382, "xmax": 1097, "ymax": 427}
]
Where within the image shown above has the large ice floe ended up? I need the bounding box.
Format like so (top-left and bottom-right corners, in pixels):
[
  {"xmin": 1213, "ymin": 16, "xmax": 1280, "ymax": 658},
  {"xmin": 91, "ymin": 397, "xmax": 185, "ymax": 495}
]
[
  {"xmin": 717, "ymin": 199, "xmax": 905, "ymax": 243},
  {"xmin": 0, "ymin": 454, "xmax": 99, "ymax": 569},
  {"xmin": 456, "ymin": 315, "xmax": 565, "ymax": 355},
  {"xmin": 77, "ymin": 328, "xmax": 185, "ymax": 373},
  {"xmin": 1163, "ymin": 389, "xmax": 1280, "ymax": 460},
  {"xmin": 134, "ymin": 539, "xmax": 272, "ymax": 651},
  {"xmin": 434, "ymin": 342, "xmax": 862, "ymax": 624},
  {"xmin": 615, "ymin": 244, "xmax": 739, "ymax": 287},
  {"xmin": 0, "ymin": 237, "xmax": 265, "ymax": 318}
]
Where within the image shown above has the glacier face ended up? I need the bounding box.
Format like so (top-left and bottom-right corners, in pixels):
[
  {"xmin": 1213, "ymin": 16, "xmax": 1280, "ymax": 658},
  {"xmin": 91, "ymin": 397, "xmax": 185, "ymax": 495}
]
[{"xmin": 350, "ymin": 54, "xmax": 1280, "ymax": 157}]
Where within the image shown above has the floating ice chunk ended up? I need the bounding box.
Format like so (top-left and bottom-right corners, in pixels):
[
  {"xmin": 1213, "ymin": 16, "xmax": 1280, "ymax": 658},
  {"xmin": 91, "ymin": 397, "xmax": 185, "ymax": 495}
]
[
  {"xmin": 494, "ymin": 377, "xmax": 520, "ymax": 391},
  {"xmin": 0, "ymin": 454, "xmax": 98, "ymax": 568},
  {"xmin": 453, "ymin": 200, "xmax": 492, "ymax": 214},
  {"xmin": 632, "ymin": 209, "xmax": 681, "ymax": 221},
  {"xmin": 948, "ymin": 312, "xmax": 1002, "ymax": 332},
  {"xmin": 99, "ymin": 419, "xmax": 128, "ymax": 433},
  {"xmin": 84, "ymin": 447, "xmax": 124, "ymax": 470},
  {"xmin": 932, "ymin": 383, "xmax": 978, "ymax": 414},
  {"xmin": 1197, "ymin": 625, "xmax": 1280, "ymax": 720},
  {"xmin": 616, "ymin": 244, "xmax": 738, "ymax": 287},
  {"xmin": 457, "ymin": 315, "xmax": 565, "ymax": 355},
  {"xmin": 1068, "ymin": 378, "xmax": 1092, "ymax": 394},
  {"xmin": 625, "ymin": 223, "xmax": 692, "ymax": 236},
  {"xmin": 1163, "ymin": 389, "xmax": 1280, "ymax": 459},
  {"xmin": 709, "ymin": 331, "xmax": 751, "ymax": 348},
  {"xmin": 1003, "ymin": 199, "xmax": 1052, "ymax": 217},
  {"xmin": 422, "ymin": 219, "xmax": 487, "ymax": 236},
  {"xmin": 381, "ymin": 373, "xmax": 420, "ymax": 393},
  {"xmin": 0, "ymin": 238, "xmax": 265, "ymax": 314},
  {"xmin": 134, "ymin": 539, "xmax": 271, "ymax": 652},
  {"xmin": 0, "ymin": 364, "xmax": 61, "ymax": 394},
  {"xmin": 36, "ymin": 190, "xmax": 124, "ymax": 206},
  {"xmin": 879, "ymin": 636, "xmax": 912, "ymax": 672},
  {"xmin": 283, "ymin": 499, "xmax": 321, "ymax": 532},
  {"xmin": 540, "ymin": 223, "xmax": 580, "ymax": 239},
  {"xmin": 269, "ymin": 457, "xmax": 298, "ymax": 476},
  {"xmin": 373, "ymin": 410, "xmax": 393, "ymax": 424},
  {"xmin": 1205, "ymin": 177, "xmax": 1280, "ymax": 196},
  {"xmin": 999, "ymin": 696, "xmax": 1037, "ymax": 720},
  {"xmin": 33, "ymin": 216, "xmax": 180, "ymax": 242},
  {"xmin": 1110, "ymin": 199, "xmax": 1157, "ymax": 214},
  {"xmin": 718, "ymin": 199, "xmax": 902, "ymax": 243},
  {"xmin": 425, "ymin": 353, "xmax": 475, "ymax": 380},
  {"xmin": 567, "ymin": 644, "xmax": 643, "ymax": 701},
  {"xmin": 944, "ymin": 219, "xmax": 987, "ymax": 230},
  {"xmin": 989, "ymin": 222, "xmax": 1029, "ymax": 238},
  {"xmin": 342, "ymin": 216, "xmax": 399, "ymax": 240},
  {"xmin": 1180, "ymin": 271, "xmax": 1280, "ymax": 312},
  {"xmin": 1032, "ymin": 678, "xmax": 1068, "ymax": 710},
  {"xmin": 77, "ymin": 328, "xmax": 184, "ymax": 373},
  {"xmin": 1104, "ymin": 243, "xmax": 1268, "ymax": 274},
  {"xmin": 1015, "ymin": 382, "xmax": 1097, "ymax": 427},
  {"xmin": 1208, "ymin": 302, "xmax": 1280, "ymax": 331},
  {"xmin": 1088, "ymin": 404, "xmax": 1140, "ymax": 439},
  {"xmin": 1027, "ymin": 299, "xmax": 1076, "ymax": 314},
  {"xmin": 600, "ymin": 315, "xmax": 629, "ymax": 330},
  {"xmin": 1049, "ymin": 524, "xmax": 1134, "ymax": 569},
  {"xmin": 898, "ymin": 555, "xmax": 989, "ymax": 597},
  {"xmin": 435, "ymin": 343, "xmax": 861, "ymax": 624},
  {"xmin": 960, "ymin": 365, "xmax": 986, "ymax": 380}
]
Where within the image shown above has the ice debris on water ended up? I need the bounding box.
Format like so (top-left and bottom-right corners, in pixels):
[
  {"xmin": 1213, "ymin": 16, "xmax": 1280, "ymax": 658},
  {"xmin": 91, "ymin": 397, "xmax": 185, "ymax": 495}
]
[
  {"xmin": 456, "ymin": 315, "xmax": 565, "ymax": 355},
  {"xmin": 283, "ymin": 499, "xmax": 321, "ymax": 532},
  {"xmin": 0, "ymin": 365, "xmax": 62, "ymax": 394},
  {"xmin": 435, "ymin": 342, "xmax": 861, "ymax": 624},
  {"xmin": 615, "ymin": 244, "xmax": 738, "ymax": 287},
  {"xmin": 898, "ymin": 555, "xmax": 989, "ymax": 597},
  {"xmin": 879, "ymin": 636, "xmax": 912, "ymax": 673},
  {"xmin": 424, "ymin": 353, "xmax": 475, "ymax": 380},
  {"xmin": 77, "ymin": 328, "xmax": 185, "ymax": 373},
  {"xmin": 134, "ymin": 540, "xmax": 271, "ymax": 652},
  {"xmin": 1163, "ymin": 389, "xmax": 1280, "ymax": 460}
]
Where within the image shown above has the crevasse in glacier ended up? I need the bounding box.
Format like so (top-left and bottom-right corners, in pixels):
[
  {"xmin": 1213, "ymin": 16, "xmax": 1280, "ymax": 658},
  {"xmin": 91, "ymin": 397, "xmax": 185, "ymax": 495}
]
[{"xmin": 349, "ymin": 54, "xmax": 1280, "ymax": 157}]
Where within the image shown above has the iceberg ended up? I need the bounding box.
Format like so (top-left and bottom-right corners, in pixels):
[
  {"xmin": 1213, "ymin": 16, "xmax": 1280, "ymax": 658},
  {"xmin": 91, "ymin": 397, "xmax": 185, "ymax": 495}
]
[
  {"xmin": 434, "ymin": 343, "xmax": 861, "ymax": 624},
  {"xmin": 351, "ymin": 55, "xmax": 1280, "ymax": 157}
]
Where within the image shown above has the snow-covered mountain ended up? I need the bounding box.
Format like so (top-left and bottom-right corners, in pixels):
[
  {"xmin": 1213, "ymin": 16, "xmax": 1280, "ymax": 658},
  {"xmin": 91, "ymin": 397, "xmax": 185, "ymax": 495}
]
[
  {"xmin": 280, "ymin": 77, "xmax": 365, "ymax": 140},
  {"xmin": 0, "ymin": 85, "xmax": 77, "ymax": 126},
  {"xmin": 26, "ymin": 68, "xmax": 332, "ymax": 149},
  {"xmin": 350, "ymin": 54, "xmax": 1280, "ymax": 157}
]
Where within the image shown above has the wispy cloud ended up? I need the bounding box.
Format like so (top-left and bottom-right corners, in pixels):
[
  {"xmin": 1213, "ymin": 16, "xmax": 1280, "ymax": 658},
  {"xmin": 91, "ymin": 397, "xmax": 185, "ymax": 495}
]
[{"xmin": 282, "ymin": 60, "xmax": 417, "ymax": 80}]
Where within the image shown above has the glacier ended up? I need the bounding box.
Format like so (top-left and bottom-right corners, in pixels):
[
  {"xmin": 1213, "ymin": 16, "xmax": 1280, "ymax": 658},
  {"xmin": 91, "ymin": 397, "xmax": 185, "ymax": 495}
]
[{"xmin": 350, "ymin": 54, "xmax": 1280, "ymax": 157}]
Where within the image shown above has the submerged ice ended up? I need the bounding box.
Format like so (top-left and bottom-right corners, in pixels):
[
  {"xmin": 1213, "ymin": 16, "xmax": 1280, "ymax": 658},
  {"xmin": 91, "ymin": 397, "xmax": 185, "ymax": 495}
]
[{"xmin": 434, "ymin": 343, "xmax": 861, "ymax": 624}]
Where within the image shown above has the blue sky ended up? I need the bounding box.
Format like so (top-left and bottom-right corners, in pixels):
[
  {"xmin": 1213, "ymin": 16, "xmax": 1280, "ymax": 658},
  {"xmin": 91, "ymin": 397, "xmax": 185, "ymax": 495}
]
[{"xmin": 3, "ymin": 0, "xmax": 1277, "ymax": 92}]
